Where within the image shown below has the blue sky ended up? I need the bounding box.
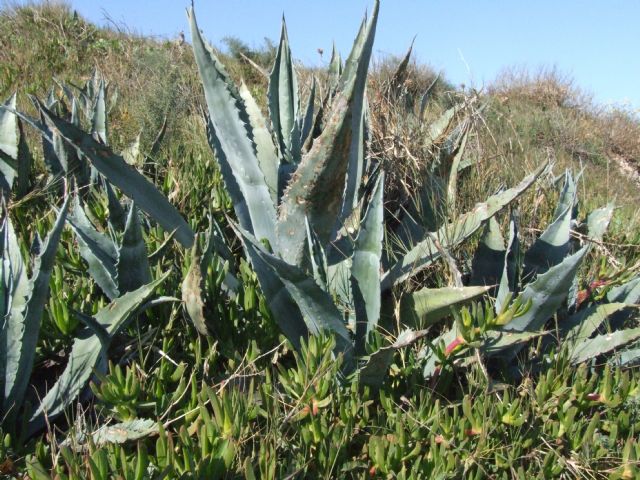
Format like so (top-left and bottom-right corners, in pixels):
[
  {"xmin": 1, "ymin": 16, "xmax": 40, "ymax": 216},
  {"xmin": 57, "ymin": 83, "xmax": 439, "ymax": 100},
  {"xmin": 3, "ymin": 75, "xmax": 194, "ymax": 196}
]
[{"xmin": 63, "ymin": 1, "xmax": 639, "ymax": 109}]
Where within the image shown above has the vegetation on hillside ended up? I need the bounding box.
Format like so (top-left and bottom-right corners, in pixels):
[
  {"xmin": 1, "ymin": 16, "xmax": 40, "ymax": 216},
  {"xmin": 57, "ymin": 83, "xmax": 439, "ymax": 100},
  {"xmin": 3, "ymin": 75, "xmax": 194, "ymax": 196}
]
[{"xmin": 0, "ymin": 2, "xmax": 639, "ymax": 478}]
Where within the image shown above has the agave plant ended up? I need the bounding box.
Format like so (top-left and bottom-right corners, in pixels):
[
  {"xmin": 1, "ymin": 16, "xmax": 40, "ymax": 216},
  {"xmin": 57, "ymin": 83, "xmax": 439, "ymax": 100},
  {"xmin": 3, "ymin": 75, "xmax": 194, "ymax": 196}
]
[
  {"xmin": 421, "ymin": 171, "xmax": 640, "ymax": 379},
  {"xmin": 187, "ymin": 1, "xmax": 547, "ymax": 385},
  {"xmin": 0, "ymin": 198, "xmax": 166, "ymax": 438}
]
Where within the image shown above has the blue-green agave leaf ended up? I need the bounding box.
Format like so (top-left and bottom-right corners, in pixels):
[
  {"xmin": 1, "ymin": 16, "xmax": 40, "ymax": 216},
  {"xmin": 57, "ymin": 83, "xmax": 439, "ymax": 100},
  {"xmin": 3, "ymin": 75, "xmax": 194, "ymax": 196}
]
[
  {"xmin": 36, "ymin": 101, "xmax": 194, "ymax": 248},
  {"xmin": 0, "ymin": 94, "xmax": 18, "ymax": 191},
  {"xmin": 268, "ymin": 16, "xmax": 300, "ymax": 164},
  {"xmin": 570, "ymin": 327, "xmax": 640, "ymax": 365},
  {"xmin": 91, "ymin": 79, "xmax": 108, "ymax": 144},
  {"xmin": 28, "ymin": 275, "xmax": 167, "ymax": 434},
  {"xmin": 238, "ymin": 81, "xmax": 279, "ymax": 205},
  {"xmin": 237, "ymin": 226, "xmax": 354, "ymax": 371},
  {"xmin": 495, "ymin": 216, "xmax": 520, "ymax": 313},
  {"xmin": 351, "ymin": 172, "xmax": 384, "ymax": 354},
  {"xmin": 383, "ymin": 162, "xmax": 547, "ymax": 290},
  {"xmin": 401, "ymin": 285, "xmax": 491, "ymax": 327},
  {"xmin": 300, "ymin": 77, "xmax": 316, "ymax": 146},
  {"xmin": 189, "ymin": 8, "xmax": 276, "ymax": 248},
  {"xmin": 116, "ymin": 203, "xmax": 151, "ymax": 294},
  {"xmin": 277, "ymin": 0, "xmax": 379, "ymax": 266},
  {"xmin": 68, "ymin": 198, "xmax": 119, "ymax": 300},
  {"xmin": 3, "ymin": 197, "xmax": 69, "ymax": 416},
  {"xmin": 360, "ymin": 329, "xmax": 428, "ymax": 388},
  {"xmin": 470, "ymin": 216, "xmax": 505, "ymax": 288}
]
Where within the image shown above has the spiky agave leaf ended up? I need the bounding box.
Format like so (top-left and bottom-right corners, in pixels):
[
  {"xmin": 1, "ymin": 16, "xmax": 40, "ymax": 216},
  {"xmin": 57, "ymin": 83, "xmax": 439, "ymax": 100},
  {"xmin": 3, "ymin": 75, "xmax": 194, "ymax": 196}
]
[
  {"xmin": 268, "ymin": 16, "xmax": 300, "ymax": 164},
  {"xmin": 360, "ymin": 329, "xmax": 428, "ymax": 388},
  {"xmin": 300, "ymin": 77, "xmax": 316, "ymax": 147},
  {"xmin": 35, "ymin": 100, "xmax": 194, "ymax": 248},
  {"xmin": 28, "ymin": 275, "xmax": 167, "ymax": 434},
  {"xmin": 0, "ymin": 93, "xmax": 18, "ymax": 192},
  {"xmin": 400, "ymin": 285, "xmax": 491, "ymax": 327},
  {"xmin": 181, "ymin": 232, "xmax": 212, "ymax": 336},
  {"xmin": 351, "ymin": 172, "xmax": 384, "ymax": 355},
  {"xmin": 569, "ymin": 327, "xmax": 640, "ymax": 365},
  {"xmin": 2, "ymin": 197, "xmax": 69, "ymax": 418},
  {"xmin": 277, "ymin": 0, "xmax": 379, "ymax": 266},
  {"xmin": 238, "ymin": 81, "xmax": 279, "ymax": 205},
  {"xmin": 382, "ymin": 162, "xmax": 548, "ymax": 290},
  {"xmin": 91, "ymin": 79, "xmax": 108, "ymax": 144},
  {"xmin": 470, "ymin": 217, "xmax": 505, "ymax": 288},
  {"xmin": 189, "ymin": 8, "xmax": 276, "ymax": 249},
  {"xmin": 116, "ymin": 202, "xmax": 151, "ymax": 294},
  {"xmin": 237, "ymin": 225, "xmax": 355, "ymax": 371},
  {"xmin": 67, "ymin": 198, "xmax": 119, "ymax": 300}
]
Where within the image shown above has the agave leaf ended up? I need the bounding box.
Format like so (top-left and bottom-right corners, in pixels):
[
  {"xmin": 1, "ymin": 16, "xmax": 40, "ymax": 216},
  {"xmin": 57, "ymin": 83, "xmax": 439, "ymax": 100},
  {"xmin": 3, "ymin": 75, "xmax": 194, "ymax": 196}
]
[
  {"xmin": 268, "ymin": 16, "xmax": 300, "ymax": 163},
  {"xmin": 67, "ymin": 198, "xmax": 119, "ymax": 300},
  {"xmin": 552, "ymin": 170, "xmax": 577, "ymax": 221},
  {"xmin": 300, "ymin": 77, "xmax": 316, "ymax": 146},
  {"xmin": 237, "ymin": 226, "xmax": 354, "ymax": 370},
  {"xmin": 15, "ymin": 118, "xmax": 31, "ymax": 198},
  {"xmin": 327, "ymin": 42, "xmax": 342, "ymax": 94},
  {"xmin": 570, "ymin": 327, "xmax": 640, "ymax": 365},
  {"xmin": 90, "ymin": 418, "xmax": 158, "ymax": 446},
  {"xmin": 351, "ymin": 173, "xmax": 384, "ymax": 354},
  {"xmin": 0, "ymin": 93, "xmax": 18, "ymax": 191},
  {"xmin": 505, "ymin": 246, "xmax": 588, "ymax": 333},
  {"xmin": 389, "ymin": 37, "xmax": 414, "ymax": 92},
  {"xmin": 425, "ymin": 106, "xmax": 457, "ymax": 150},
  {"xmin": 104, "ymin": 179, "xmax": 126, "ymax": 232},
  {"xmin": 305, "ymin": 217, "xmax": 328, "ymax": 291},
  {"xmin": 335, "ymin": 4, "xmax": 377, "ymax": 236},
  {"xmin": 383, "ymin": 162, "xmax": 547, "ymax": 290},
  {"xmin": 238, "ymin": 81, "xmax": 279, "ymax": 204},
  {"xmin": 470, "ymin": 217, "xmax": 505, "ymax": 288},
  {"xmin": 116, "ymin": 203, "xmax": 151, "ymax": 294},
  {"xmin": 277, "ymin": 0, "xmax": 379, "ymax": 266},
  {"xmin": 360, "ymin": 329, "xmax": 428, "ymax": 388},
  {"xmin": 28, "ymin": 276, "xmax": 166, "ymax": 434},
  {"xmin": 419, "ymin": 73, "xmax": 440, "ymax": 121},
  {"xmin": 122, "ymin": 133, "xmax": 141, "ymax": 165},
  {"xmin": 616, "ymin": 347, "xmax": 640, "ymax": 366},
  {"xmin": 0, "ymin": 215, "xmax": 30, "ymax": 410},
  {"xmin": 181, "ymin": 233, "xmax": 210, "ymax": 336},
  {"xmin": 445, "ymin": 124, "xmax": 470, "ymax": 213},
  {"xmin": 189, "ymin": 9, "xmax": 276, "ymax": 248},
  {"xmin": 3, "ymin": 197, "xmax": 69, "ymax": 416},
  {"xmin": 487, "ymin": 247, "xmax": 589, "ymax": 357},
  {"xmin": 91, "ymin": 79, "xmax": 108, "ymax": 144},
  {"xmin": 607, "ymin": 276, "xmax": 640, "ymax": 305},
  {"xmin": 36, "ymin": 101, "xmax": 195, "ymax": 248},
  {"xmin": 523, "ymin": 171, "xmax": 578, "ymax": 279},
  {"xmin": 495, "ymin": 216, "xmax": 520, "ymax": 313},
  {"xmin": 564, "ymin": 303, "xmax": 629, "ymax": 347},
  {"xmin": 586, "ymin": 205, "xmax": 614, "ymax": 242},
  {"xmin": 401, "ymin": 285, "xmax": 491, "ymax": 327}
]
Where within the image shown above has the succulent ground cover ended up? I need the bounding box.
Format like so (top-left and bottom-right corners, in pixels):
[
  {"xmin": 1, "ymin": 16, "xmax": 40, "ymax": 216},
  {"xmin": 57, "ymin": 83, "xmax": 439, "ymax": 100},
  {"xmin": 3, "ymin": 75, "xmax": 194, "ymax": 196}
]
[{"xmin": 0, "ymin": 1, "xmax": 638, "ymax": 478}]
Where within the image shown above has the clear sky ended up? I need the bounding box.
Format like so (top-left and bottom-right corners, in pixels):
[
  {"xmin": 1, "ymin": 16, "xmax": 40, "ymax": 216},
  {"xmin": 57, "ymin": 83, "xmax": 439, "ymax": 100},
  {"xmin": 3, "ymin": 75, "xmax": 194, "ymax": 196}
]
[{"xmin": 57, "ymin": 1, "xmax": 640, "ymax": 110}]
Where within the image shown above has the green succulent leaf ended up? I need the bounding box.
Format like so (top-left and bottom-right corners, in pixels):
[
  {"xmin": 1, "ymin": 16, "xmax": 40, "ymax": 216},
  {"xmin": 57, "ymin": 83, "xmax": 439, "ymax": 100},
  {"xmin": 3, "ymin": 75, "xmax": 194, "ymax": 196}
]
[
  {"xmin": 0, "ymin": 93, "xmax": 18, "ymax": 191},
  {"xmin": 351, "ymin": 172, "xmax": 384, "ymax": 354},
  {"xmin": 268, "ymin": 16, "xmax": 300, "ymax": 164},
  {"xmin": 36, "ymin": 100, "xmax": 195, "ymax": 248},
  {"xmin": 238, "ymin": 81, "xmax": 279, "ymax": 205},
  {"xmin": 277, "ymin": 0, "xmax": 379, "ymax": 266},
  {"xmin": 3, "ymin": 196, "xmax": 69, "ymax": 417},
  {"xmin": 383, "ymin": 162, "xmax": 547, "ymax": 290},
  {"xmin": 67, "ymin": 198, "xmax": 119, "ymax": 300},
  {"xmin": 91, "ymin": 79, "xmax": 108, "ymax": 144},
  {"xmin": 607, "ymin": 276, "xmax": 640, "ymax": 305},
  {"xmin": 116, "ymin": 202, "xmax": 151, "ymax": 294},
  {"xmin": 300, "ymin": 77, "xmax": 316, "ymax": 147},
  {"xmin": 570, "ymin": 327, "xmax": 640, "ymax": 365},
  {"xmin": 189, "ymin": 8, "xmax": 276, "ymax": 248},
  {"xmin": 401, "ymin": 285, "xmax": 491, "ymax": 327},
  {"xmin": 564, "ymin": 303, "xmax": 629, "ymax": 347},
  {"xmin": 237, "ymin": 226, "xmax": 355, "ymax": 371},
  {"xmin": 470, "ymin": 216, "xmax": 505, "ymax": 288},
  {"xmin": 28, "ymin": 275, "xmax": 167, "ymax": 434},
  {"xmin": 181, "ymin": 233, "xmax": 211, "ymax": 336}
]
